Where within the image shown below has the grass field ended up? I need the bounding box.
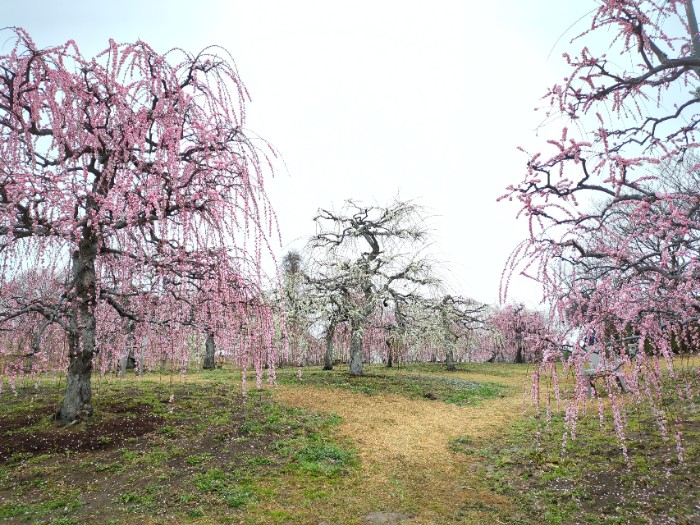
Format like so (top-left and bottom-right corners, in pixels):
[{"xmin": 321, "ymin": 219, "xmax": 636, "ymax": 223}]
[{"xmin": 0, "ymin": 362, "xmax": 697, "ymax": 524}]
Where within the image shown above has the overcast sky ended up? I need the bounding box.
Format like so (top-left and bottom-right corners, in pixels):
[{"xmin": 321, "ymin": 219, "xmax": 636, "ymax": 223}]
[{"xmin": 1, "ymin": 0, "xmax": 597, "ymax": 306}]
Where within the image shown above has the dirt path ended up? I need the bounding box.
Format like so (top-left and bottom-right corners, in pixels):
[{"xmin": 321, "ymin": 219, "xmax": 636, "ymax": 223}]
[{"xmin": 272, "ymin": 371, "xmax": 531, "ymax": 524}]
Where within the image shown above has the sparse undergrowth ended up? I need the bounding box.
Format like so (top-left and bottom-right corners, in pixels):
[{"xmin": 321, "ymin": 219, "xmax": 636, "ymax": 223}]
[
  {"xmin": 466, "ymin": 372, "xmax": 700, "ymax": 524},
  {"xmin": 1, "ymin": 363, "xmax": 697, "ymax": 524},
  {"xmin": 0, "ymin": 373, "xmax": 356, "ymax": 524}
]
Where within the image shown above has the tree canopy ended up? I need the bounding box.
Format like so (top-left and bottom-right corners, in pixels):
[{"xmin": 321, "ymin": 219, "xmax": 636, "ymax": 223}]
[
  {"xmin": 504, "ymin": 0, "xmax": 700, "ymax": 450},
  {"xmin": 0, "ymin": 28, "xmax": 277, "ymax": 422}
]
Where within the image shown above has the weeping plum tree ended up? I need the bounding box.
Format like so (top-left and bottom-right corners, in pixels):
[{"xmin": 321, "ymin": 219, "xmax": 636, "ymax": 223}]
[
  {"xmin": 0, "ymin": 29, "xmax": 276, "ymax": 423},
  {"xmin": 489, "ymin": 304, "xmax": 549, "ymax": 364},
  {"xmin": 434, "ymin": 295, "xmax": 485, "ymax": 370},
  {"xmin": 275, "ymin": 249, "xmax": 349, "ymax": 370},
  {"xmin": 306, "ymin": 199, "xmax": 437, "ymax": 376},
  {"xmin": 504, "ymin": 0, "xmax": 700, "ymax": 446},
  {"xmin": 378, "ymin": 293, "xmax": 486, "ymax": 370}
]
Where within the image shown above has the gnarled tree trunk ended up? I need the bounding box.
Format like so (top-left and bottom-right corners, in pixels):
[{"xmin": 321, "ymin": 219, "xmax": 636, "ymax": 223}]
[
  {"xmin": 445, "ymin": 346, "xmax": 456, "ymax": 371},
  {"xmin": 59, "ymin": 335, "xmax": 94, "ymax": 424},
  {"xmin": 203, "ymin": 332, "xmax": 216, "ymax": 369},
  {"xmin": 57, "ymin": 235, "xmax": 98, "ymax": 424},
  {"xmin": 515, "ymin": 330, "xmax": 524, "ymax": 364}
]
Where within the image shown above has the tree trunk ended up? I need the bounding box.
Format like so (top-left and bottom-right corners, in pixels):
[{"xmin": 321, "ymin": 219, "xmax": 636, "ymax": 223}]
[
  {"xmin": 515, "ymin": 331, "xmax": 524, "ymax": 364},
  {"xmin": 386, "ymin": 339, "xmax": 393, "ymax": 368},
  {"xmin": 122, "ymin": 348, "xmax": 137, "ymax": 370},
  {"xmin": 445, "ymin": 346, "xmax": 456, "ymax": 371},
  {"xmin": 57, "ymin": 234, "xmax": 98, "ymax": 424},
  {"xmin": 203, "ymin": 332, "xmax": 216, "ymax": 369},
  {"xmin": 349, "ymin": 319, "xmax": 364, "ymax": 376},
  {"xmin": 58, "ymin": 335, "xmax": 94, "ymax": 423},
  {"xmin": 323, "ymin": 323, "xmax": 335, "ymax": 371},
  {"xmin": 119, "ymin": 353, "xmax": 129, "ymax": 378},
  {"xmin": 441, "ymin": 310, "xmax": 456, "ymax": 371},
  {"xmin": 686, "ymin": 0, "xmax": 700, "ymax": 79},
  {"xmin": 515, "ymin": 347, "xmax": 524, "ymax": 363},
  {"xmin": 137, "ymin": 351, "xmax": 145, "ymax": 375},
  {"xmin": 121, "ymin": 320, "xmax": 135, "ymax": 377}
]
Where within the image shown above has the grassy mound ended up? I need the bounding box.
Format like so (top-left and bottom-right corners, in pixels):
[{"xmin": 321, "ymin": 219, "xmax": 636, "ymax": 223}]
[{"xmin": 276, "ymin": 366, "xmax": 506, "ymax": 405}]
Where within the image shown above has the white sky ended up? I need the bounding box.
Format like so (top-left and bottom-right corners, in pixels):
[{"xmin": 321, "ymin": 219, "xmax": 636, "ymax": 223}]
[{"xmin": 1, "ymin": 0, "xmax": 597, "ymax": 306}]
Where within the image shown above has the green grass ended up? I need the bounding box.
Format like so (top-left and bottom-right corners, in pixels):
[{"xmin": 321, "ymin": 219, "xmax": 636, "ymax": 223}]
[
  {"xmin": 0, "ymin": 492, "xmax": 83, "ymax": 520},
  {"xmin": 186, "ymin": 452, "xmax": 214, "ymax": 465},
  {"xmin": 191, "ymin": 467, "xmax": 257, "ymax": 508},
  {"xmin": 471, "ymin": 373, "xmax": 700, "ymax": 524},
  {"xmin": 276, "ymin": 366, "xmax": 507, "ymax": 405},
  {"xmin": 0, "ymin": 373, "xmax": 356, "ymax": 524},
  {"xmin": 293, "ymin": 441, "xmax": 357, "ymax": 476},
  {"xmin": 396, "ymin": 361, "xmax": 524, "ymax": 377},
  {"xmin": 4, "ymin": 362, "xmax": 695, "ymax": 524}
]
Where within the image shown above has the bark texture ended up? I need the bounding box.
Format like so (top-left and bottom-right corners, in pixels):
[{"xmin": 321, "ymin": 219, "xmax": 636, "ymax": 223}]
[
  {"xmin": 323, "ymin": 323, "xmax": 335, "ymax": 371},
  {"xmin": 57, "ymin": 335, "xmax": 94, "ymax": 424},
  {"xmin": 57, "ymin": 235, "xmax": 98, "ymax": 424},
  {"xmin": 203, "ymin": 332, "xmax": 216, "ymax": 369},
  {"xmin": 445, "ymin": 347, "xmax": 456, "ymax": 371},
  {"xmin": 514, "ymin": 331, "xmax": 524, "ymax": 364}
]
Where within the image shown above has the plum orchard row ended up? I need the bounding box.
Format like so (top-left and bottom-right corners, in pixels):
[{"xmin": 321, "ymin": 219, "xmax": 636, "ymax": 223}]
[
  {"xmin": 0, "ymin": 282, "xmax": 546, "ymax": 389},
  {"xmin": 274, "ymin": 198, "xmax": 553, "ymax": 377}
]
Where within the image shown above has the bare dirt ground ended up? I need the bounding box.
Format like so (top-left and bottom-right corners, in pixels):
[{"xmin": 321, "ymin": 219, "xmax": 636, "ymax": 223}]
[{"xmin": 273, "ymin": 369, "xmax": 530, "ymax": 524}]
